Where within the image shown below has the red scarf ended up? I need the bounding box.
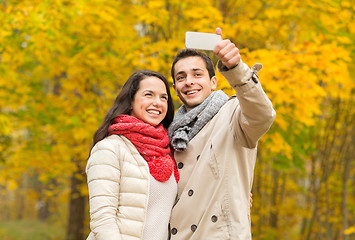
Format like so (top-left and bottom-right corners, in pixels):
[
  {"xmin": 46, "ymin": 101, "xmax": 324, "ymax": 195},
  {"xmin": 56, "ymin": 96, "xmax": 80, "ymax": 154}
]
[{"xmin": 108, "ymin": 115, "xmax": 179, "ymax": 183}]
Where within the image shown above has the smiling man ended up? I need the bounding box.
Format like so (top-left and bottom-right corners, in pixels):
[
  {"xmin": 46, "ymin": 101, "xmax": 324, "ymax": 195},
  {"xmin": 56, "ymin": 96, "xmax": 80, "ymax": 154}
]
[
  {"xmin": 168, "ymin": 28, "xmax": 276, "ymax": 239},
  {"xmin": 173, "ymin": 55, "xmax": 217, "ymax": 110}
]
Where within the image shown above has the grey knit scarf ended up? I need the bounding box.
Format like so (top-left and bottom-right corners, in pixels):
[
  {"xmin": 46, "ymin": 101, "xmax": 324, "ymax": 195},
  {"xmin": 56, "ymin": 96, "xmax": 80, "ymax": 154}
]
[{"xmin": 168, "ymin": 90, "xmax": 229, "ymax": 151}]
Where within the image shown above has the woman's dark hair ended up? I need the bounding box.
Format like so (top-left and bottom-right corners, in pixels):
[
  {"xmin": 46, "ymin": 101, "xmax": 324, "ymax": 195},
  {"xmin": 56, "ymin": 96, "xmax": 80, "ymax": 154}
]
[{"xmin": 92, "ymin": 70, "xmax": 174, "ymax": 147}]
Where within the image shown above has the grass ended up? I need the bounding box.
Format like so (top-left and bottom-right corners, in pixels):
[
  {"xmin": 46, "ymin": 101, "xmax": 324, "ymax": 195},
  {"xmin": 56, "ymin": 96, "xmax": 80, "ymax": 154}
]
[{"xmin": 0, "ymin": 220, "xmax": 65, "ymax": 240}]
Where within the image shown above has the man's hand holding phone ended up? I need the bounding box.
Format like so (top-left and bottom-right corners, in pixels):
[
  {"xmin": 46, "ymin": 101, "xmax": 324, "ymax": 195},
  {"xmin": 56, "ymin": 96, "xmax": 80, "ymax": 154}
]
[
  {"xmin": 185, "ymin": 27, "xmax": 240, "ymax": 69},
  {"xmin": 213, "ymin": 27, "xmax": 241, "ymax": 69}
]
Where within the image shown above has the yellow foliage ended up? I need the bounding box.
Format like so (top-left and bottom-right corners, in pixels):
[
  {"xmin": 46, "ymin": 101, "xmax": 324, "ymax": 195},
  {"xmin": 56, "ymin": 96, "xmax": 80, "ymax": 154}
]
[
  {"xmin": 268, "ymin": 132, "xmax": 293, "ymax": 158},
  {"xmin": 7, "ymin": 180, "xmax": 18, "ymax": 191},
  {"xmin": 0, "ymin": 115, "xmax": 12, "ymax": 136},
  {"xmin": 345, "ymin": 226, "xmax": 355, "ymax": 235}
]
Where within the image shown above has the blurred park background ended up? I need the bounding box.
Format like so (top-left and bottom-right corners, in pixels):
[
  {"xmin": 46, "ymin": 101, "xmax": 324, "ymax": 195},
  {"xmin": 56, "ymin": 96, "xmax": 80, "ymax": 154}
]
[{"xmin": 0, "ymin": 0, "xmax": 354, "ymax": 239}]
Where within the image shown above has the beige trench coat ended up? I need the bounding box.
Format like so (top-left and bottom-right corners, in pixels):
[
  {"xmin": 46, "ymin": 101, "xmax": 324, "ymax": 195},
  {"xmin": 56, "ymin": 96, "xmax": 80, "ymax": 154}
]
[{"xmin": 169, "ymin": 60, "xmax": 276, "ymax": 240}]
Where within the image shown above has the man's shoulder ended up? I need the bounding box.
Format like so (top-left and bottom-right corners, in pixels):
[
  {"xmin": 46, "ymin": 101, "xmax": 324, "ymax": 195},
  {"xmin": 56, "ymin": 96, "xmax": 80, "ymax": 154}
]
[
  {"xmin": 200, "ymin": 96, "xmax": 240, "ymax": 129},
  {"xmin": 217, "ymin": 95, "xmax": 239, "ymax": 113}
]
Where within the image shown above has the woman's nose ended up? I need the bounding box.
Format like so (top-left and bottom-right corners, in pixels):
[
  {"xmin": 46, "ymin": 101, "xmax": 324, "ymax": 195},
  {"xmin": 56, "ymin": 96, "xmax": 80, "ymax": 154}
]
[{"xmin": 152, "ymin": 97, "xmax": 162, "ymax": 106}]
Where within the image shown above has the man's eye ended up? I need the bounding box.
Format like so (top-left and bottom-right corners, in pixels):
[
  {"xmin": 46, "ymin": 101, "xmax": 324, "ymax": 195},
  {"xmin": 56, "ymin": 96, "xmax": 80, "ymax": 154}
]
[
  {"xmin": 176, "ymin": 76, "xmax": 184, "ymax": 81},
  {"xmin": 145, "ymin": 93, "xmax": 152, "ymax": 96}
]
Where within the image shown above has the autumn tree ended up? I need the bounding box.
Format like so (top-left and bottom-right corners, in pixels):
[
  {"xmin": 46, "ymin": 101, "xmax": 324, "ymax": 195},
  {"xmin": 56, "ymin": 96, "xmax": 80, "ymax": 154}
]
[{"xmin": 1, "ymin": 0, "xmax": 145, "ymax": 238}]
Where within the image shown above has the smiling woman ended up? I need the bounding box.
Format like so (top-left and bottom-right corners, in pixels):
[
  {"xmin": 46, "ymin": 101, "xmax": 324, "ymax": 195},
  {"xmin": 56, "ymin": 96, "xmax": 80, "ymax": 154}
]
[
  {"xmin": 85, "ymin": 70, "xmax": 179, "ymax": 240},
  {"xmin": 130, "ymin": 76, "xmax": 169, "ymax": 126}
]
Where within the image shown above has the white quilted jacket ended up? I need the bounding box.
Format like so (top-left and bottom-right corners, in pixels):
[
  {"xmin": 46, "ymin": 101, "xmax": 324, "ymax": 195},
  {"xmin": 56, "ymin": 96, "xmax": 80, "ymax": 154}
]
[{"xmin": 86, "ymin": 134, "xmax": 150, "ymax": 240}]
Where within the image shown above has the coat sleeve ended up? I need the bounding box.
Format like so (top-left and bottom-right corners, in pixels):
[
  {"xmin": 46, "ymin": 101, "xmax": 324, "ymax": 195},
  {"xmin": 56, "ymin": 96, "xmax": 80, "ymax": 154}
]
[
  {"xmin": 86, "ymin": 139, "xmax": 122, "ymax": 240},
  {"xmin": 217, "ymin": 60, "xmax": 276, "ymax": 148}
]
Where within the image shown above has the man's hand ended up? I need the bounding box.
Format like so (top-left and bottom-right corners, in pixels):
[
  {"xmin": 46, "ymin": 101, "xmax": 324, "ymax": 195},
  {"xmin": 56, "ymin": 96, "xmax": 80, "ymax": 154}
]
[{"xmin": 213, "ymin": 27, "xmax": 241, "ymax": 69}]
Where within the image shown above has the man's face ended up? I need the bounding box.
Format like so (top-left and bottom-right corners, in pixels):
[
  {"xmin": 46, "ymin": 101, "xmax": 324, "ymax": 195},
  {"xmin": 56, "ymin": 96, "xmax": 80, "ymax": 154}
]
[{"xmin": 173, "ymin": 56, "xmax": 217, "ymax": 110}]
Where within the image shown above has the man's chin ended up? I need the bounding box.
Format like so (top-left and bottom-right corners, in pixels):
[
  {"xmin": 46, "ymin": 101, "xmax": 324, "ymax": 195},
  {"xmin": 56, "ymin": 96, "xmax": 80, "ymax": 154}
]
[{"xmin": 183, "ymin": 101, "xmax": 201, "ymax": 110}]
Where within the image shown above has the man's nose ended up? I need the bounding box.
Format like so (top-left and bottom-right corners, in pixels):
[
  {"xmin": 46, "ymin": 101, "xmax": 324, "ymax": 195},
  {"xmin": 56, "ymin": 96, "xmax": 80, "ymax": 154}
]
[{"xmin": 185, "ymin": 75, "xmax": 194, "ymax": 85}]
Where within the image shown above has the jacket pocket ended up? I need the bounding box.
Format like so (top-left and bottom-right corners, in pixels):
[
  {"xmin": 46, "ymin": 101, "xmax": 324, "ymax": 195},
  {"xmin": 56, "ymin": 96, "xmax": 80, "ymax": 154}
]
[
  {"xmin": 209, "ymin": 142, "xmax": 220, "ymax": 179},
  {"xmin": 204, "ymin": 202, "xmax": 230, "ymax": 240}
]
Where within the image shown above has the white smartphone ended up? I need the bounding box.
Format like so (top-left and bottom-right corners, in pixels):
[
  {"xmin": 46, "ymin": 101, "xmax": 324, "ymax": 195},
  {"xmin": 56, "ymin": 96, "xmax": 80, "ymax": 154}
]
[{"xmin": 185, "ymin": 31, "xmax": 222, "ymax": 51}]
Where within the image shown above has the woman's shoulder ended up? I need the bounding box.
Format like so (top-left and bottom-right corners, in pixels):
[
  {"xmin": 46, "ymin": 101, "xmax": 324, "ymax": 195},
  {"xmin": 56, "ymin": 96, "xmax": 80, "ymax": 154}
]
[
  {"xmin": 90, "ymin": 135, "xmax": 140, "ymax": 160},
  {"xmin": 91, "ymin": 135, "xmax": 128, "ymax": 153},
  {"xmin": 86, "ymin": 136, "xmax": 122, "ymax": 168},
  {"xmin": 86, "ymin": 135, "xmax": 144, "ymax": 173}
]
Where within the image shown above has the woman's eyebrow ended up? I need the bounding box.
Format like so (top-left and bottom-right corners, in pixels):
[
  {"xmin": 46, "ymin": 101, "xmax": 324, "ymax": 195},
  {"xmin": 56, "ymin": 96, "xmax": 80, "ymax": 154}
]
[{"xmin": 142, "ymin": 89, "xmax": 154, "ymax": 93}]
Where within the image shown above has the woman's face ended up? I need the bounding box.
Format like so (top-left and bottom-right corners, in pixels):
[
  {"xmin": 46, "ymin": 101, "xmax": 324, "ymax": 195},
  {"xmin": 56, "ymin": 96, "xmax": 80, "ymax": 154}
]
[{"xmin": 131, "ymin": 77, "xmax": 168, "ymax": 126}]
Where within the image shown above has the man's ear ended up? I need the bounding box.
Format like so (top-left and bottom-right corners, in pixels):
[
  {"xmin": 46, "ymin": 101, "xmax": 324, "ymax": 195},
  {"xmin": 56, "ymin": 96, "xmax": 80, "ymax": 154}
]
[
  {"xmin": 173, "ymin": 84, "xmax": 178, "ymax": 96},
  {"xmin": 211, "ymin": 76, "xmax": 217, "ymax": 90}
]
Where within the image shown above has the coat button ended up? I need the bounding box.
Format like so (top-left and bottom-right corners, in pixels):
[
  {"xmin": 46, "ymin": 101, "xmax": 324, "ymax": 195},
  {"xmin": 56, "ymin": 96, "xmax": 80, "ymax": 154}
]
[
  {"xmin": 178, "ymin": 162, "xmax": 184, "ymax": 169},
  {"xmin": 191, "ymin": 224, "xmax": 197, "ymax": 232},
  {"xmin": 188, "ymin": 189, "xmax": 194, "ymax": 196},
  {"xmin": 171, "ymin": 228, "xmax": 178, "ymax": 235},
  {"xmin": 196, "ymin": 155, "xmax": 200, "ymax": 160},
  {"xmin": 211, "ymin": 215, "xmax": 218, "ymax": 222}
]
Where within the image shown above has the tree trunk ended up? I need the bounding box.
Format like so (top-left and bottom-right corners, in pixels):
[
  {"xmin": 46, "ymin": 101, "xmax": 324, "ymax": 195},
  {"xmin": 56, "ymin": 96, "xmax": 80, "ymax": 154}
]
[
  {"xmin": 305, "ymin": 154, "xmax": 319, "ymax": 240},
  {"xmin": 16, "ymin": 191, "xmax": 25, "ymax": 220},
  {"xmin": 37, "ymin": 200, "xmax": 50, "ymax": 221},
  {"xmin": 269, "ymin": 169, "xmax": 279, "ymax": 228},
  {"xmin": 66, "ymin": 170, "xmax": 86, "ymax": 240},
  {"xmin": 342, "ymin": 142, "xmax": 352, "ymax": 240}
]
